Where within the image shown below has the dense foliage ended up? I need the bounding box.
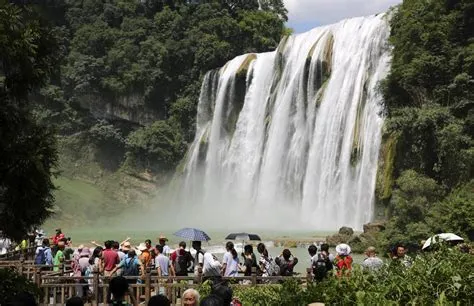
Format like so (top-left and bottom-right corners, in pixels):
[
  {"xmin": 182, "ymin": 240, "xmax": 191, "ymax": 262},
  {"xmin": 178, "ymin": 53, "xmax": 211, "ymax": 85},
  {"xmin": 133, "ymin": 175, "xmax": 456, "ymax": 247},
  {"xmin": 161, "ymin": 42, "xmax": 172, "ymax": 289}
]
[
  {"xmin": 36, "ymin": 0, "xmax": 288, "ymax": 175},
  {"xmin": 198, "ymin": 247, "xmax": 474, "ymax": 305},
  {"xmin": 380, "ymin": 0, "xmax": 473, "ymax": 247},
  {"xmin": 0, "ymin": 4, "xmax": 60, "ymax": 240},
  {"xmin": 0, "ymin": 268, "xmax": 42, "ymax": 305}
]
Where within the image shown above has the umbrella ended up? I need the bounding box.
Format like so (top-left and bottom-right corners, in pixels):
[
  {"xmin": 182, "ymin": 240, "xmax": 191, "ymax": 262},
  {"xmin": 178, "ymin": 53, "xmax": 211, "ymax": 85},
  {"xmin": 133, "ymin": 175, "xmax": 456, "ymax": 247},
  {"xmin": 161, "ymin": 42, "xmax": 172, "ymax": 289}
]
[
  {"xmin": 422, "ymin": 233, "xmax": 464, "ymax": 250},
  {"xmin": 173, "ymin": 228, "xmax": 211, "ymax": 242},
  {"xmin": 225, "ymin": 233, "xmax": 261, "ymax": 241},
  {"xmin": 226, "ymin": 233, "xmax": 261, "ymax": 253}
]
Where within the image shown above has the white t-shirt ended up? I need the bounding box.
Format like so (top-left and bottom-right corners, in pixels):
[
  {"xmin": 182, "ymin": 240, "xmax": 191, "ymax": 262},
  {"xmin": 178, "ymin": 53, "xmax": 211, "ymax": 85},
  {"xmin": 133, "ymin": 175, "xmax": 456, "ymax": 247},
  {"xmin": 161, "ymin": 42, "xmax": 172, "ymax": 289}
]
[
  {"xmin": 155, "ymin": 254, "xmax": 171, "ymax": 276},
  {"xmin": 162, "ymin": 245, "xmax": 171, "ymax": 257},
  {"xmin": 194, "ymin": 252, "xmax": 204, "ymax": 275},
  {"xmin": 223, "ymin": 251, "xmax": 239, "ymax": 277}
]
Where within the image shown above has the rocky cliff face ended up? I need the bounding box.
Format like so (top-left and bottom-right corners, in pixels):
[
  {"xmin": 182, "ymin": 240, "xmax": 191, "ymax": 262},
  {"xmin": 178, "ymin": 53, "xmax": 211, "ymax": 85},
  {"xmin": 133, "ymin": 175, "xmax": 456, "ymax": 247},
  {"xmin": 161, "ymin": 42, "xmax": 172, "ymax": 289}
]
[{"xmin": 77, "ymin": 93, "xmax": 161, "ymax": 125}]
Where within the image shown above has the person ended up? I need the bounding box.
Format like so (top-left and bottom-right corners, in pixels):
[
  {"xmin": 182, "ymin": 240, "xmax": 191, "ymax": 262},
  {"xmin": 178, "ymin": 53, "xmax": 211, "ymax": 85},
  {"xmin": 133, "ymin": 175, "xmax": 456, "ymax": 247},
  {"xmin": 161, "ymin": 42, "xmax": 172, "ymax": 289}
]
[
  {"xmin": 392, "ymin": 244, "xmax": 412, "ymax": 267},
  {"xmin": 53, "ymin": 240, "xmax": 65, "ymax": 272},
  {"xmin": 192, "ymin": 241, "xmax": 205, "ymax": 277},
  {"xmin": 108, "ymin": 276, "xmax": 135, "ymax": 305},
  {"xmin": 182, "ymin": 288, "xmax": 200, "ymax": 306},
  {"xmin": 241, "ymin": 244, "xmax": 257, "ymax": 280},
  {"xmin": 257, "ymin": 243, "xmax": 279, "ymax": 277},
  {"xmin": 138, "ymin": 242, "xmax": 153, "ymax": 270},
  {"xmin": 308, "ymin": 244, "xmax": 332, "ymax": 281},
  {"xmin": 170, "ymin": 241, "xmax": 193, "ymax": 276},
  {"xmin": 275, "ymin": 249, "xmax": 298, "ymax": 276},
  {"xmin": 65, "ymin": 296, "xmax": 84, "ymax": 306},
  {"xmin": 121, "ymin": 241, "xmax": 132, "ymax": 255},
  {"xmin": 156, "ymin": 245, "xmax": 175, "ymax": 277},
  {"xmin": 320, "ymin": 243, "xmax": 335, "ymax": 263},
  {"xmin": 334, "ymin": 243, "xmax": 353, "ymax": 277},
  {"xmin": 35, "ymin": 238, "xmax": 53, "ymax": 267},
  {"xmin": 148, "ymin": 294, "xmax": 170, "ymax": 306},
  {"xmin": 0, "ymin": 231, "xmax": 12, "ymax": 255},
  {"xmin": 86, "ymin": 246, "xmax": 103, "ymax": 294},
  {"xmin": 210, "ymin": 280, "xmax": 233, "ymax": 305},
  {"xmin": 158, "ymin": 235, "xmax": 171, "ymax": 257},
  {"xmin": 362, "ymin": 246, "xmax": 384, "ymax": 271},
  {"xmin": 78, "ymin": 247, "xmax": 91, "ymax": 273},
  {"xmin": 51, "ymin": 228, "xmax": 65, "ymax": 246},
  {"xmin": 202, "ymin": 252, "xmax": 222, "ymax": 280},
  {"xmin": 111, "ymin": 250, "xmax": 144, "ymax": 285},
  {"xmin": 114, "ymin": 241, "xmax": 126, "ymax": 261},
  {"xmin": 102, "ymin": 240, "xmax": 119, "ymax": 277},
  {"xmin": 199, "ymin": 295, "xmax": 223, "ymax": 306},
  {"xmin": 222, "ymin": 241, "xmax": 239, "ymax": 277},
  {"xmin": 34, "ymin": 229, "xmax": 46, "ymax": 247}
]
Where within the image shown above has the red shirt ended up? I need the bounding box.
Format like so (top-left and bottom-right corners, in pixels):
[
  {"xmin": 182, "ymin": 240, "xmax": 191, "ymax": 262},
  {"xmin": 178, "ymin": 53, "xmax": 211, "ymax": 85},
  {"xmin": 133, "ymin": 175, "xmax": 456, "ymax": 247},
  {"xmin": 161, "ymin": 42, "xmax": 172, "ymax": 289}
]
[
  {"xmin": 52, "ymin": 233, "xmax": 65, "ymax": 245},
  {"xmin": 102, "ymin": 249, "xmax": 119, "ymax": 271}
]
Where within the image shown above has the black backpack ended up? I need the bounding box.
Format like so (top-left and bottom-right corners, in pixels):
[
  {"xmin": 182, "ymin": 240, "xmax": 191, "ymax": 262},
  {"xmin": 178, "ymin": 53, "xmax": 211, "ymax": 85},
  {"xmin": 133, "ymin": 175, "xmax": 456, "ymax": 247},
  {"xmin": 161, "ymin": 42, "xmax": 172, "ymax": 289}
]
[
  {"xmin": 174, "ymin": 251, "xmax": 190, "ymax": 276},
  {"xmin": 312, "ymin": 254, "xmax": 331, "ymax": 281},
  {"xmin": 122, "ymin": 258, "xmax": 139, "ymax": 277}
]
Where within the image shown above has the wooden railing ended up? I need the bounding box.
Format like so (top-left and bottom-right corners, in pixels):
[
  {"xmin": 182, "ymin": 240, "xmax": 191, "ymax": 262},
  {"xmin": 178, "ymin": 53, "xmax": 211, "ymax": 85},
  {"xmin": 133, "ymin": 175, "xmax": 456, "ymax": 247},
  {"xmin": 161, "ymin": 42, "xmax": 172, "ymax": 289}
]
[
  {"xmin": 0, "ymin": 246, "xmax": 37, "ymax": 261},
  {"xmin": 1, "ymin": 262, "xmax": 314, "ymax": 305}
]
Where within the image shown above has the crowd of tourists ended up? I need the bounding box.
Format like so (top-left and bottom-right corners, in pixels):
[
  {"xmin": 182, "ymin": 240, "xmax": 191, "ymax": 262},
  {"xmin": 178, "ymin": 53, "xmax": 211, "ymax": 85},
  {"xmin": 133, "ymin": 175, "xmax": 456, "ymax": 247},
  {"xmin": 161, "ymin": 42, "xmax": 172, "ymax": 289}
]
[{"xmin": 4, "ymin": 227, "xmax": 464, "ymax": 306}]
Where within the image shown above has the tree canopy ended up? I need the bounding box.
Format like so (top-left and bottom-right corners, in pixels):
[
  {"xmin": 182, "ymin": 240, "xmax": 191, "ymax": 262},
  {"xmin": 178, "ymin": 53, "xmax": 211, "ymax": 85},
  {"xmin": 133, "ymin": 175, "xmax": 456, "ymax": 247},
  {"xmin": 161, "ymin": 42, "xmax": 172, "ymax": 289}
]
[
  {"xmin": 0, "ymin": 4, "xmax": 60, "ymax": 240},
  {"xmin": 380, "ymin": 0, "xmax": 473, "ymax": 248}
]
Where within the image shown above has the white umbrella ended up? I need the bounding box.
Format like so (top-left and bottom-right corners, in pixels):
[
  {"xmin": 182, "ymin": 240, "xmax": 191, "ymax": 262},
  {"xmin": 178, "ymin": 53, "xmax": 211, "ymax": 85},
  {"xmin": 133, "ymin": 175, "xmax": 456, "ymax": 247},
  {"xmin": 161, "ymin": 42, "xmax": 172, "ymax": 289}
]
[{"xmin": 422, "ymin": 233, "xmax": 464, "ymax": 250}]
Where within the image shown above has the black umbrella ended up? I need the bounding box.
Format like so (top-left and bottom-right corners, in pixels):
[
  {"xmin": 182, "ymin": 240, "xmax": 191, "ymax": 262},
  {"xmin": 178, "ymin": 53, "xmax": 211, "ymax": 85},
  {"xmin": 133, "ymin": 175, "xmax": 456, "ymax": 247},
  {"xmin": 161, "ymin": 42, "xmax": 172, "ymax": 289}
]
[
  {"xmin": 226, "ymin": 233, "xmax": 261, "ymax": 253},
  {"xmin": 225, "ymin": 233, "xmax": 261, "ymax": 241}
]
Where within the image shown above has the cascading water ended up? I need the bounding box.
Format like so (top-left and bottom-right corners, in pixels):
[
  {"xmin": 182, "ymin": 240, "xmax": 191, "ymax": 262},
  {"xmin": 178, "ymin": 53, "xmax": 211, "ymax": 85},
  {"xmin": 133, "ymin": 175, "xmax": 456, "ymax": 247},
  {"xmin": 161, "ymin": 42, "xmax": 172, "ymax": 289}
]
[{"xmin": 178, "ymin": 14, "xmax": 391, "ymax": 231}]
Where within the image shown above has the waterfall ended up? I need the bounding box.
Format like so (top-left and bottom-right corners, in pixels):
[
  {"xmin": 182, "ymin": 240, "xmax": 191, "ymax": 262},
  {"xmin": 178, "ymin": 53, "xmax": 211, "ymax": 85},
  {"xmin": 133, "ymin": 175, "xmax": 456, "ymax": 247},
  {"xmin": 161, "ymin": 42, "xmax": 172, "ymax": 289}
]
[{"xmin": 179, "ymin": 14, "xmax": 391, "ymax": 231}]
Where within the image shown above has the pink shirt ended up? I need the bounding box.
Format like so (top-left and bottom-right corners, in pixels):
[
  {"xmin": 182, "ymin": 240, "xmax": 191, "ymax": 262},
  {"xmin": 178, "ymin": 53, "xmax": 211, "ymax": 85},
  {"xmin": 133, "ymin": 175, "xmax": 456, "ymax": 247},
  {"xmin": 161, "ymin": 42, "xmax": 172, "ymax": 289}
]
[{"xmin": 102, "ymin": 249, "xmax": 119, "ymax": 271}]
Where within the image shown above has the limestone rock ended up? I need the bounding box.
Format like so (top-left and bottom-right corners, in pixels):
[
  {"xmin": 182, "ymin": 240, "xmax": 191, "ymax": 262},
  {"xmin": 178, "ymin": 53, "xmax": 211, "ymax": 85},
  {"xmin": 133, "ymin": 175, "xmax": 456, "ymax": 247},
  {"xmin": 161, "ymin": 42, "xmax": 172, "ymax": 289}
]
[{"xmin": 338, "ymin": 226, "xmax": 354, "ymax": 236}]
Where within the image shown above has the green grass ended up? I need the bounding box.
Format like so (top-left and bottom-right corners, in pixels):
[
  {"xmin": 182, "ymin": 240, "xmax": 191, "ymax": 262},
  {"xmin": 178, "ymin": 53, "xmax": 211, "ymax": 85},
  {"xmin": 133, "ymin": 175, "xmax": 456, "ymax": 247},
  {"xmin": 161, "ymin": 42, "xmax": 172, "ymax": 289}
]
[{"xmin": 47, "ymin": 176, "xmax": 120, "ymax": 227}]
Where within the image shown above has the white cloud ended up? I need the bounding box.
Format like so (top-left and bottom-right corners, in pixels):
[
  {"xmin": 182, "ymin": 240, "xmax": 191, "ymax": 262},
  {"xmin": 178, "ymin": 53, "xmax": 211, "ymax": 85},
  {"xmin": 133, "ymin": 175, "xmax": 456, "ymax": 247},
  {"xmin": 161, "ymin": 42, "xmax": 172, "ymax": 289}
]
[{"xmin": 284, "ymin": 0, "xmax": 401, "ymax": 30}]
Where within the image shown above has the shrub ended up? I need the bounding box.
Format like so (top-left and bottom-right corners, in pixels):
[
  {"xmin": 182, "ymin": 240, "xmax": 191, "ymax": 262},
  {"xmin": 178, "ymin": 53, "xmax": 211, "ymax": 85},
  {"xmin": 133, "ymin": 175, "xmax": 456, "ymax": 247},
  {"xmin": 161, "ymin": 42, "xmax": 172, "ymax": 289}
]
[{"xmin": 0, "ymin": 268, "xmax": 42, "ymax": 305}]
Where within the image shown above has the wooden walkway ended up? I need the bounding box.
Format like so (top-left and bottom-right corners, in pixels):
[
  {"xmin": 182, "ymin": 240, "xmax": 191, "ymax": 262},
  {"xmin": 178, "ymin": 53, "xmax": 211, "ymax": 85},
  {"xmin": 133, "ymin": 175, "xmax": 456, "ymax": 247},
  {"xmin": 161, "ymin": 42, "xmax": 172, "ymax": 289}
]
[{"xmin": 1, "ymin": 256, "xmax": 313, "ymax": 305}]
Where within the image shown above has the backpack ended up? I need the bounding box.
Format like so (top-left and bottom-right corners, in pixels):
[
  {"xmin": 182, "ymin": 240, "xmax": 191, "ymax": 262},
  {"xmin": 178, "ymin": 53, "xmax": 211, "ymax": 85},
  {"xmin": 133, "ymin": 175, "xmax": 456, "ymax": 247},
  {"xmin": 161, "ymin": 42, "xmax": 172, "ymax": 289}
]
[
  {"xmin": 312, "ymin": 254, "xmax": 330, "ymax": 281},
  {"xmin": 35, "ymin": 247, "xmax": 47, "ymax": 265},
  {"xmin": 174, "ymin": 251, "xmax": 190, "ymax": 276},
  {"xmin": 122, "ymin": 258, "xmax": 139, "ymax": 277}
]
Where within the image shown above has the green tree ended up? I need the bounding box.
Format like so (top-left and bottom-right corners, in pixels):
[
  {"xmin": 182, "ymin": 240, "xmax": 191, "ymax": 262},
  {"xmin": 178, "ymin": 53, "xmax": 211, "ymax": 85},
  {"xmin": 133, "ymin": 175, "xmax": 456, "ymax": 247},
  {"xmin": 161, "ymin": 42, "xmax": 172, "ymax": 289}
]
[{"xmin": 0, "ymin": 3, "xmax": 60, "ymax": 240}]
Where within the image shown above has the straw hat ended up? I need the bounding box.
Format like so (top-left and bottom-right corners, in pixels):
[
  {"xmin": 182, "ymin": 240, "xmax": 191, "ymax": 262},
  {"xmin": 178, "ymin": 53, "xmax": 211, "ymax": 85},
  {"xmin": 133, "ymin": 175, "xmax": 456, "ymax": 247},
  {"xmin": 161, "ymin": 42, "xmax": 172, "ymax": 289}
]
[
  {"xmin": 336, "ymin": 243, "xmax": 351, "ymax": 256},
  {"xmin": 158, "ymin": 234, "xmax": 168, "ymax": 242},
  {"xmin": 122, "ymin": 241, "xmax": 131, "ymax": 251},
  {"xmin": 137, "ymin": 243, "xmax": 148, "ymax": 251}
]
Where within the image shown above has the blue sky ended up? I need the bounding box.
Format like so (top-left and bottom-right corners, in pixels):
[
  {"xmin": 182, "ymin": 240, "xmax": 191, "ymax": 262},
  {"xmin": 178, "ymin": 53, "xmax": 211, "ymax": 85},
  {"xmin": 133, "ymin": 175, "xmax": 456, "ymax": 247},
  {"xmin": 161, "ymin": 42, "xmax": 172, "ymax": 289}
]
[{"xmin": 283, "ymin": 0, "xmax": 402, "ymax": 33}]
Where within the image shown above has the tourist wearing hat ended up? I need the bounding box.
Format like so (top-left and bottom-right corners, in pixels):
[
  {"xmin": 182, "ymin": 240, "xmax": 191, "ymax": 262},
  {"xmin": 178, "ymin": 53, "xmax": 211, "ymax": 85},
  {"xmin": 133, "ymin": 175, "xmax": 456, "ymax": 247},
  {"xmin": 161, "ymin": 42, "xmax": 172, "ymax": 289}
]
[
  {"xmin": 138, "ymin": 243, "xmax": 152, "ymax": 269},
  {"xmin": 158, "ymin": 235, "xmax": 171, "ymax": 257},
  {"xmin": 35, "ymin": 229, "xmax": 45, "ymax": 247},
  {"xmin": 334, "ymin": 243, "xmax": 353, "ymax": 277}
]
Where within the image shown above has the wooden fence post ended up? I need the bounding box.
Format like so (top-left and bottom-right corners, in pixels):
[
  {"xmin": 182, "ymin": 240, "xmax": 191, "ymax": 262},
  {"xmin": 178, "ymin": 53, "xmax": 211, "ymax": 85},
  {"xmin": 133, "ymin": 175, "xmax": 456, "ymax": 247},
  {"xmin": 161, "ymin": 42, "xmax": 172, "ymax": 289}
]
[
  {"xmin": 145, "ymin": 271, "xmax": 151, "ymax": 302},
  {"xmin": 93, "ymin": 270, "xmax": 99, "ymax": 304},
  {"xmin": 306, "ymin": 268, "xmax": 313, "ymax": 283},
  {"xmin": 197, "ymin": 267, "xmax": 202, "ymax": 284},
  {"xmin": 251, "ymin": 267, "xmax": 257, "ymax": 285}
]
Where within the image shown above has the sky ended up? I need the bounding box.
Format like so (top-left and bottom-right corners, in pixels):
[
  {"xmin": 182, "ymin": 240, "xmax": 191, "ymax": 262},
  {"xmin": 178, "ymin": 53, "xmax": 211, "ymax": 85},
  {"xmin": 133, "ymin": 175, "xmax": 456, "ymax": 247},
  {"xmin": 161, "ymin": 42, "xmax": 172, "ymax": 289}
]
[{"xmin": 284, "ymin": 0, "xmax": 402, "ymax": 33}]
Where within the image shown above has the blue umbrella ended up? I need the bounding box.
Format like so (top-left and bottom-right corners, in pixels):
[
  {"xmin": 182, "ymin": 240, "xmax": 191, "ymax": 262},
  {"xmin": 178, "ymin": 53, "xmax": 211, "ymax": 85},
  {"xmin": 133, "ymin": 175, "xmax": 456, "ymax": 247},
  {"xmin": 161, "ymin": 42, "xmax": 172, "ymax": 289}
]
[{"xmin": 173, "ymin": 228, "xmax": 211, "ymax": 241}]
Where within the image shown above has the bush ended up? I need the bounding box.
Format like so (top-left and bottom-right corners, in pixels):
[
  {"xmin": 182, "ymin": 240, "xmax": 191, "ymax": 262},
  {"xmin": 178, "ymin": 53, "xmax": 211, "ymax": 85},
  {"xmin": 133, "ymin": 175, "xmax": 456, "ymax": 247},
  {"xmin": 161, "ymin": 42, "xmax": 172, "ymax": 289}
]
[
  {"xmin": 198, "ymin": 247, "xmax": 474, "ymax": 305},
  {"xmin": 0, "ymin": 268, "xmax": 42, "ymax": 305}
]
